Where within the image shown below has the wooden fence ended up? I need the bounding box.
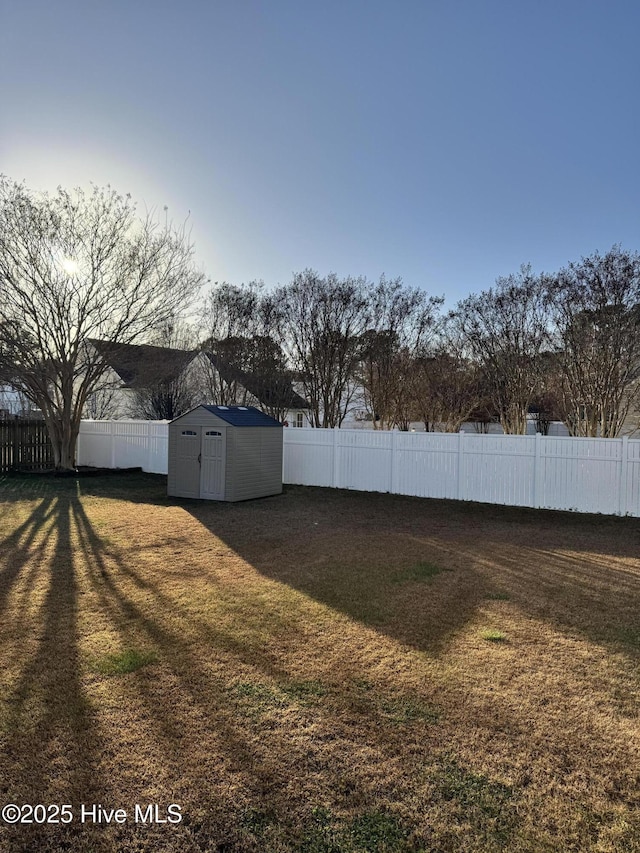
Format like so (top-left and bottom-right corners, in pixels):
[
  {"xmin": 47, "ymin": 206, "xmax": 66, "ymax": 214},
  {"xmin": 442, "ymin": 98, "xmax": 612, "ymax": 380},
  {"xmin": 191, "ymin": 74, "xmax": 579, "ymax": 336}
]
[{"xmin": 0, "ymin": 418, "xmax": 54, "ymax": 473}]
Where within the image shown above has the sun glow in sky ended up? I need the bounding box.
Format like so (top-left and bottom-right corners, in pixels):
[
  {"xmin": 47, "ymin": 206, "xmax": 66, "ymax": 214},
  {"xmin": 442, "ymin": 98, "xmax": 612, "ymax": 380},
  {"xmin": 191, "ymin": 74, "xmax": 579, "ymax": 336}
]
[
  {"xmin": 2, "ymin": 1, "xmax": 639, "ymax": 307},
  {"xmin": 60, "ymin": 257, "xmax": 79, "ymax": 276}
]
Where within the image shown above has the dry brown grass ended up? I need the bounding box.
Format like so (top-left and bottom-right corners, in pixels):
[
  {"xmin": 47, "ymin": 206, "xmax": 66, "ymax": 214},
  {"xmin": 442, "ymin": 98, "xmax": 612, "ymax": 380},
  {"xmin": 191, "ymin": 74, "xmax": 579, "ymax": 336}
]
[{"xmin": 0, "ymin": 472, "xmax": 639, "ymax": 852}]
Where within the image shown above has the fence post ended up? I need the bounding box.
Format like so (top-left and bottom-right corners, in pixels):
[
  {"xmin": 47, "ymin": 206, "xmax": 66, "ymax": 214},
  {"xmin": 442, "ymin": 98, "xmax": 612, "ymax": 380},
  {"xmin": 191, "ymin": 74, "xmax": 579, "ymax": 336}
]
[
  {"xmin": 619, "ymin": 435, "xmax": 629, "ymax": 516},
  {"xmin": 12, "ymin": 416, "xmax": 19, "ymax": 470},
  {"xmin": 533, "ymin": 431, "xmax": 542, "ymax": 509},
  {"xmin": 147, "ymin": 422, "xmax": 154, "ymax": 473},
  {"xmin": 332, "ymin": 427, "xmax": 340, "ymax": 488},
  {"xmin": 110, "ymin": 422, "xmax": 117, "ymax": 469},
  {"xmin": 457, "ymin": 430, "xmax": 465, "ymax": 500},
  {"xmin": 76, "ymin": 424, "xmax": 82, "ymax": 468},
  {"xmin": 282, "ymin": 428, "xmax": 287, "ymax": 483},
  {"xmin": 389, "ymin": 430, "xmax": 397, "ymax": 493}
]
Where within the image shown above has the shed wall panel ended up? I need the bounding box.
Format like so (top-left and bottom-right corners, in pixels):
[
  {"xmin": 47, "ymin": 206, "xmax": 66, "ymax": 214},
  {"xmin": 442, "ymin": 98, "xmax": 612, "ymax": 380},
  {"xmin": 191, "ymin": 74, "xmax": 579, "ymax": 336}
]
[{"xmin": 227, "ymin": 428, "xmax": 283, "ymax": 501}]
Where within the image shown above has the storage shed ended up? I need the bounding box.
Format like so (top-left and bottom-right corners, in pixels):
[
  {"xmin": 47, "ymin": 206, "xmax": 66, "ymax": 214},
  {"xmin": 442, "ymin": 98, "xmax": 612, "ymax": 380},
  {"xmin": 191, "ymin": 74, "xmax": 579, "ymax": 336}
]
[{"xmin": 167, "ymin": 405, "xmax": 283, "ymax": 501}]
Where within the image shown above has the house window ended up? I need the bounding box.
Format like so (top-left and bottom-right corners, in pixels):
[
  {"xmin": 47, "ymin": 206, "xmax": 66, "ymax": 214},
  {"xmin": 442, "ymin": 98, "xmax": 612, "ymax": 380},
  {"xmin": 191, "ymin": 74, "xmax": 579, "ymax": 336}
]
[{"xmin": 292, "ymin": 412, "xmax": 304, "ymax": 428}]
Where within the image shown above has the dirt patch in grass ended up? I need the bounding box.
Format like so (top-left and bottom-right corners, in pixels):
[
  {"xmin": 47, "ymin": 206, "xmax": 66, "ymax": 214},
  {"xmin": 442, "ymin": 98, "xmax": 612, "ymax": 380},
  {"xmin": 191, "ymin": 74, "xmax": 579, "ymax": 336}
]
[{"xmin": 0, "ymin": 473, "xmax": 639, "ymax": 851}]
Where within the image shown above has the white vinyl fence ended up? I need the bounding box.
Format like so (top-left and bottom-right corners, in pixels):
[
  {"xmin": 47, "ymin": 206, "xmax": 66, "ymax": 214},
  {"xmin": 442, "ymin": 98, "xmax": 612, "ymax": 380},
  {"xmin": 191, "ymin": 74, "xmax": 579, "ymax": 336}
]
[
  {"xmin": 77, "ymin": 421, "xmax": 640, "ymax": 517},
  {"xmin": 78, "ymin": 420, "xmax": 170, "ymax": 475}
]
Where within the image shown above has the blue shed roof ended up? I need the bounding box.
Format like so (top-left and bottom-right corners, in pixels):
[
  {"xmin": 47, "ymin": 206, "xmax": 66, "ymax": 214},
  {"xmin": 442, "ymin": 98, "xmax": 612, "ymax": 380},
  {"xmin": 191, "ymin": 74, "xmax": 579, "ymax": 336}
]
[{"xmin": 201, "ymin": 405, "xmax": 283, "ymax": 427}]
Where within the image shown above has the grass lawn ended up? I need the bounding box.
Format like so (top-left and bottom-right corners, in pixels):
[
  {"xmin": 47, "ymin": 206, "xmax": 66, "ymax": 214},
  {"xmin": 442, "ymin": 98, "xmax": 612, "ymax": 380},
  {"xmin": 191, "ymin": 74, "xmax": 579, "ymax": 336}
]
[{"xmin": 0, "ymin": 472, "xmax": 639, "ymax": 852}]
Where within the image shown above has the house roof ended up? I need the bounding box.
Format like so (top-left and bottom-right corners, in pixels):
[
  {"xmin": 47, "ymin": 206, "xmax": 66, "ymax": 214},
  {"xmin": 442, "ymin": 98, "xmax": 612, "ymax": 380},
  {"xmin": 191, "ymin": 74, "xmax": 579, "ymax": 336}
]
[
  {"xmin": 89, "ymin": 339, "xmax": 197, "ymax": 388},
  {"xmin": 201, "ymin": 405, "xmax": 283, "ymax": 427},
  {"xmin": 88, "ymin": 339, "xmax": 309, "ymax": 411},
  {"xmin": 204, "ymin": 352, "xmax": 308, "ymax": 410}
]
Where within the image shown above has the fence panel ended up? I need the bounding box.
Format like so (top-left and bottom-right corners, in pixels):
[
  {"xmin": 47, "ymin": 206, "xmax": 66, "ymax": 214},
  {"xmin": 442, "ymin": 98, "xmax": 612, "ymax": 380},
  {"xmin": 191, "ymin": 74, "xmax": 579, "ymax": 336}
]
[
  {"xmin": 539, "ymin": 437, "xmax": 622, "ymax": 514},
  {"xmin": 77, "ymin": 421, "xmax": 115, "ymax": 468},
  {"xmin": 282, "ymin": 428, "xmax": 335, "ymax": 487},
  {"xmin": 76, "ymin": 421, "xmax": 640, "ymax": 518},
  {"xmin": 78, "ymin": 421, "xmax": 169, "ymax": 473},
  {"xmin": 0, "ymin": 418, "xmax": 54, "ymax": 472},
  {"xmin": 338, "ymin": 430, "xmax": 393, "ymax": 493},
  {"xmin": 460, "ymin": 433, "xmax": 535, "ymax": 507},
  {"xmin": 394, "ymin": 432, "xmax": 459, "ymax": 499}
]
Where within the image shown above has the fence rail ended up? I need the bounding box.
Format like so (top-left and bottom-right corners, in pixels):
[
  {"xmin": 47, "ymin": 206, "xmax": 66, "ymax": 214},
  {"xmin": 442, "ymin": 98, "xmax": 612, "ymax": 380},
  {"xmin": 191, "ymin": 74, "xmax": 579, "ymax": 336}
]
[
  {"xmin": 0, "ymin": 418, "xmax": 54, "ymax": 473},
  {"xmin": 76, "ymin": 421, "xmax": 640, "ymax": 517}
]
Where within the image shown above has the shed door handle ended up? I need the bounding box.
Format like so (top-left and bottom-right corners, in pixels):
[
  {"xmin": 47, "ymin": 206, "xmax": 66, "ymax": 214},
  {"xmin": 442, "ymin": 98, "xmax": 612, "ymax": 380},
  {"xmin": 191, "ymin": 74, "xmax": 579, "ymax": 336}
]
[{"xmin": 198, "ymin": 453, "xmax": 201, "ymax": 464}]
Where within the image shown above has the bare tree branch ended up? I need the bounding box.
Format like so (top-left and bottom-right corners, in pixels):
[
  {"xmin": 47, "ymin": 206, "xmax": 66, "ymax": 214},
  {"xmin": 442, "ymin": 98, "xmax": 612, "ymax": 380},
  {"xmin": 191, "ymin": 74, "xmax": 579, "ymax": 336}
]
[
  {"xmin": 452, "ymin": 266, "xmax": 551, "ymax": 434},
  {"xmin": 547, "ymin": 246, "xmax": 640, "ymax": 437},
  {"xmin": 0, "ymin": 177, "xmax": 205, "ymax": 468}
]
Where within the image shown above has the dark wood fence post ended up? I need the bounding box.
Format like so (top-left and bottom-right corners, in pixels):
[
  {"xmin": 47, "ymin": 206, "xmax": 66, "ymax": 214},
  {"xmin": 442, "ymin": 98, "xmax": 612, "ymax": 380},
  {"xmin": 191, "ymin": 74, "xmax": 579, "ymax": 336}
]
[{"xmin": 12, "ymin": 416, "xmax": 19, "ymax": 471}]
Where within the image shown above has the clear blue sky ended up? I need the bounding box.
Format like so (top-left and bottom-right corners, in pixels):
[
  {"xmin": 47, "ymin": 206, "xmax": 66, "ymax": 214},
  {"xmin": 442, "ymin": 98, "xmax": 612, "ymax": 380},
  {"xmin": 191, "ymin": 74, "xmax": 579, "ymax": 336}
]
[{"xmin": 2, "ymin": 0, "xmax": 639, "ymax": 307}]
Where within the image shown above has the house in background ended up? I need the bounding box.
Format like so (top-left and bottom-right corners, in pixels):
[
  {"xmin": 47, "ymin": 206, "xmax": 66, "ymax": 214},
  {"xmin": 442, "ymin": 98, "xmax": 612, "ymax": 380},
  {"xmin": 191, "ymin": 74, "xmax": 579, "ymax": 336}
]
[
  {"xmin": 86, "ymin": 339, "xmax": 205, "ymax": 420},
  {"xmin": 86, "ymin": 339, "xmax": 311, "ymax": 425},
  {"xmin": 0, "ymin": 363, "xmax": 42, "ymax": 417},
  {"xmin": 0, "ymin": 385, "xmax": 34, "ymax": 418},
  {"xmin": 204, "ymin": 353, "xmax": 310, "ymax": 427}
]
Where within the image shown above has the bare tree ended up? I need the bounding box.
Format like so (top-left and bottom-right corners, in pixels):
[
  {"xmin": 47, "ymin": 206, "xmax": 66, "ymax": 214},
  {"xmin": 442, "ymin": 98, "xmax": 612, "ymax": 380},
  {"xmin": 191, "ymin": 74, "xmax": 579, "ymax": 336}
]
[
  {"xmin": 547, "ymin": 246, "xmax": 640, "ymax": 437},
  {"xmin": 202, "ymin": 335, "xmax": 301, "ymax": 421},
  {"xmin": 525, "ymin": 350, "xmax": 566, "ymax": 435},
  {"xmin": 0, "ymin": 178, "xmax": 205, "ymax": 469},
  {"xmin": 357, "ymin": 331, "xmax": 404, "ymax": 428},
  {"xmin": 275, "ymin": 271, "xmax": 371, "ymax": 427},
  {"xmin": 127, "ymin": 318, "xmax": 201, "ymax": 420},
  {"xmin": 453, "ymin": 266, "xmax": 551, "ymax": 434},
  {"xmin": 199, "ymin": 281, "xmax": 298, "ymax": 417},
  {"xmin": 411, "ymin": 347, "xmax": 487, "ymax": 432},
  {"xmin": 202, "ymin": 335, "xmax": 286, "ymax": 407},
  {"xmin": 130, "ymin": 378, "xmax": 196, "ymax": 421},
  {"xmin": 202, "ymin": 280, "xmax": 266, "ymax": 342},
  {"xmin": 84, "ymin": 384, "xmax": 120, "ymax": 420},
  {"xmin": 357, "ymin": 277, "xmax": 442, "ymax": 429},
  {"xmin": 149, "ymin": 314, "xmax": 200, "ymax": 351}
]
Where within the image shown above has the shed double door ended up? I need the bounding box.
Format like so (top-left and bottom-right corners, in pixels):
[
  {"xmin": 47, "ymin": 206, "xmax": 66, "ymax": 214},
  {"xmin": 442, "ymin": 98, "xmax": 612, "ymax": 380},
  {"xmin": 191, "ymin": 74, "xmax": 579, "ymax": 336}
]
[{"xmin": 176, "ymin": 427, "xmax": 226, "ymax": 499}]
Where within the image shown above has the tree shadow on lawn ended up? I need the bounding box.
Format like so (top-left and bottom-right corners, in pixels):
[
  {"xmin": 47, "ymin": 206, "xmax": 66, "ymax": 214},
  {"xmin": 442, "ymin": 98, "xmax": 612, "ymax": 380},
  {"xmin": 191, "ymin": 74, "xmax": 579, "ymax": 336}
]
[
  {"xmin": 2, "ymin": 474, "xmax": 640, "ymax": 850},
  {"xmin": 16, "ymin": 473, "xmax": 488, "ymax": 656},
  {"xmin": 24, "ymin": 471, "xmax": 637, "ymax": 660},
  {"xmin": 5, "ymin": 472, "xmax": 640, "ymax": 661},
  {"xmin": 2, "ymin": 476, "xmax": 455, "ymax": 851},
  {"xmin": 0, "ymin": 491, "xmax": 108, "ymax": 852},
  {"xmin": 0, "ymin": 480, "xmax": 300, "ymax": 850},
  {"xmin": 179, "ymin": 496, "xmax": 484, "ymax": 657},
  {"xmin": 179, "ymin": 483, "xmax": 640, "ymax": 658}
]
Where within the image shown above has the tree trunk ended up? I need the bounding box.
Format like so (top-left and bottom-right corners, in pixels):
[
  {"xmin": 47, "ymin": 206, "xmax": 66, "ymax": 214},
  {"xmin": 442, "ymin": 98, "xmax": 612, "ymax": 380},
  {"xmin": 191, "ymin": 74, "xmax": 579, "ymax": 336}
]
[{"xmin": 44, "ymin": 414, "xmax": 79, "ymax": 471}]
